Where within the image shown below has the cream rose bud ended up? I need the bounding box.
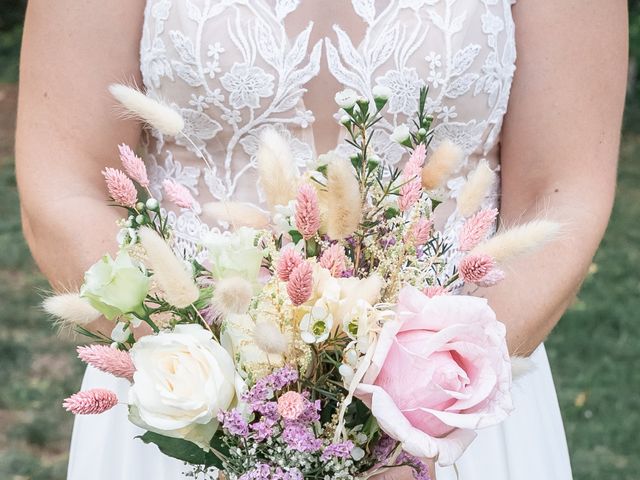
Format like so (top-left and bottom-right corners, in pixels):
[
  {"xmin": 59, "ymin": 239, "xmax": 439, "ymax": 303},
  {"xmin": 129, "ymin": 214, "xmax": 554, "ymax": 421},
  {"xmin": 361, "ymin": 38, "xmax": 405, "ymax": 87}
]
[
  {"xmin": 80, "ymin": 251, "xmax": 150, "ymax": 320},
  {"xmin": 128, "ymin": 325, "xmax": 238, "ymax": 449},
  {"xmin": 202, "ymin": 227, "xmax": 264, "ymax": 282},
  {"xmin": 334, "ymin": 88, "xmax": 359, "ymax": 110}
]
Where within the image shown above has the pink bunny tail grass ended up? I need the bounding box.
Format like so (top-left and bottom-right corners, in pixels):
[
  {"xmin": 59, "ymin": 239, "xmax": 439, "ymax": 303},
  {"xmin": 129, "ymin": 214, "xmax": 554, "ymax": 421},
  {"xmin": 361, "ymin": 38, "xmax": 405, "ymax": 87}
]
[
  {"xmin": 423, "ymin": 285, "xmax": 449, "ymax": 298},
  {"xmin": 458, "ymin": 208, "xmax": 499, "ymax": 252},
  {"xmin": 118, "ymin": 144, "xmax": 149, "ymax": 187},
  {"xmin": 163, "ymin": 179, "xmax": 195, "ymax": 209},
  {"xmin": 295, "ymin": 183, "xmax": 321, "ymax": 240},
  {"xmin": 319, "ymin": 243, "xmax": 347, "ymax": 278},
  {"xmin": 102, "ymin": 167, "xmax": 138, "ymax": 207},
  {"xmin": 407, "ymin": 218, "xmax": 433, "ymax": 247},
  {"xmin": 77, "ymin": 345, "xmax": 135, "ymax": 381},
  {"xmin": 287, "ymin": 261, "xmax": 313, "ymax": 306},
  {"xmin": 277, "ymin": 248, "xmax": 304, "ymax": 281},
  {"xmin": 458, "ymin": 254, "xmax": 498, "ymax": 284},
  {"xmin": 398, "ymin": 145, "xmax": 426, "ymax": 212},
  {"xmin": 63, "ymin": 388, "xmax": 119, "ymax": 415}
]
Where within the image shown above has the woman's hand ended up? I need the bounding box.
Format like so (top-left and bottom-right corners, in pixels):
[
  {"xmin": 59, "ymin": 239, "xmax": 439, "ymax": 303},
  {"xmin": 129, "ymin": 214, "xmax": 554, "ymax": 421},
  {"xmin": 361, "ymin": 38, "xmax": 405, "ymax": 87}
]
[{"xmin": 370, "ymin": 461, "xmax": 436, "ymax": 480}]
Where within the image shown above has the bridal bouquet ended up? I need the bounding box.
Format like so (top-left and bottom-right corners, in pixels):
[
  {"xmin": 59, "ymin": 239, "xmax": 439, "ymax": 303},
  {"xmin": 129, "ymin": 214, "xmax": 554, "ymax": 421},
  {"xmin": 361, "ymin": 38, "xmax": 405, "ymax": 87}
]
[{"xmin": 44, "ymin": 84, "xmax": 559, "ymax": 479}]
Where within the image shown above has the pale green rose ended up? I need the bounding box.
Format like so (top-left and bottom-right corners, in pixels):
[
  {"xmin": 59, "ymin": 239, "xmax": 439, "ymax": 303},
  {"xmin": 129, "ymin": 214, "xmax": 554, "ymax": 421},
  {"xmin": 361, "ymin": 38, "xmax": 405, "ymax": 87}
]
[
  {"xmin": 80, "ymin": 251, "xmax": 150, "ymax": 320},
  {"xmin": 202, "ymin": 227, "xmax": 264, "ymax": 281}
]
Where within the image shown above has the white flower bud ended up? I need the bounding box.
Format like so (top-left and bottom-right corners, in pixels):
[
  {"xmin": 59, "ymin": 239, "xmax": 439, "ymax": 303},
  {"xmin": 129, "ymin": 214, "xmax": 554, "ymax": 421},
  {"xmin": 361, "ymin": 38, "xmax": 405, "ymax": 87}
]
[
  {"xmin": 339, "ymin": 363, "xmax": 355, "ymax": 382},
  {"xmin": 334, "ymin": 88, "xmax": 359, "ymax": 109},
  {"xmin": 391, "ymin": 125, "xmax": 411, "ymax": 144},
  {"xmin": 146, "ymin": 198, "xmax": 159, "ymax": 210},
  {"xmin": 372, "ymin": 85, "xmax": 392, "ymax": 101},
  {"xmin": 340, "ymin": 115, "xmax": 351, "ymax": 126},
  {"xmin": 135, "ymin": 214, "xmax": 145, "ymax": 225}
]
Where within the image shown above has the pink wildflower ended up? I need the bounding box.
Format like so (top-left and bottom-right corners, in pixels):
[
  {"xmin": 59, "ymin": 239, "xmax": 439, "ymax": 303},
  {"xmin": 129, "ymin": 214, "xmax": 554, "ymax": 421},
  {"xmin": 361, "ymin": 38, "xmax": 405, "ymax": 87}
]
[
  {"xmin": 476, "ymin": 268, "xmax": 506, "ymax": 287},
  {"xmin": 77, "ymin": 345, "xmax": 135, "ymax": 382},
  {"xmin": 277, "ymin": 391, "xmax": 306, "ymax": 420},
  {"xmin": 423, "ymin": 285, "xmax": 448, "ymax": 298},
  {"xmin": 287, "ymin": 261, "xmax": 313, "ymax": 306},
  {"xmin": 295, "ymin": 184, "xmax": 321, "ymax": 240},
  {"xmin": 458, "ymin": 254, "xmax": 497, "ymax": 284},
  {"xmin": 63, "ymin": 388, "xmax": 118, "ymax": 415},
  {"xmin": 277, "ymin": 248, "xmax": 304, "ymax": 281},
  {"xmin": 407, "ymin": 218, "xmax": 433, "ymax": 247},
  {"xmin": 459, "ymin": 208, "xmax": 499, "ymax": 252},
  {"xmin": 398, "ymin": 144, "xmax": 427, "ymax": 212},
  {"xmin": 102, "ymin": 167, "xmax": 138, "ymax": 207},
  {"xmin": 118, "ymin": 144, "xmax": 149, "ymax": 187},
  {"xmin": 319, "ymin": 244, "xmax": 347, "ymax": 277},
  {"xmin": 162, "ymin": 179, "xmax": 195, "ymax": 209}
]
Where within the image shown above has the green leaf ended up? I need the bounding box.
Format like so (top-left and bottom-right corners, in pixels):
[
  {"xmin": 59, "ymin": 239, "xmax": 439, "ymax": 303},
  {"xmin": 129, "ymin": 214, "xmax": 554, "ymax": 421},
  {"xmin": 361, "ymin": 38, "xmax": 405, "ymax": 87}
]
[
  {"xmin": 289, "ymin": 230, "xmax": 303, "ymax": 244},
  {"xmin": 138, "ymin": 432, "xmax": 223, "ymax": 468}
]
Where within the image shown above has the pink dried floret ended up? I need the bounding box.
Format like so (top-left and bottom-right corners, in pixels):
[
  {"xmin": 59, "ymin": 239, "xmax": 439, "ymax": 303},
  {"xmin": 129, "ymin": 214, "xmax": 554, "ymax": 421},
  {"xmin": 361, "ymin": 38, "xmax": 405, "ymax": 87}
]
[
  {"xmin": 77, "ymin": 345, "xmax": 135, "ymax": 382},
  {"xmin": 287, "ymin": 262, "xmax": 313, "ymax": 306},
  {"xmin": 118, "ymin": 144, "xmax": 149, "ymax": 187},
  {"xmin": 102, "ymin": 167, "xmax": 138, "ymax": 207}
]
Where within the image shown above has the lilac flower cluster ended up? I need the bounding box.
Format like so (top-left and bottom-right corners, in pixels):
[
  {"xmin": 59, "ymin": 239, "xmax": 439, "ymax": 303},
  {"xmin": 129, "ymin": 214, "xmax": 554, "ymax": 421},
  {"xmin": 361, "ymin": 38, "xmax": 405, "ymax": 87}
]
[{"xmin": 238, "ymin": 463, "xmax": 303, "ymax": 480}]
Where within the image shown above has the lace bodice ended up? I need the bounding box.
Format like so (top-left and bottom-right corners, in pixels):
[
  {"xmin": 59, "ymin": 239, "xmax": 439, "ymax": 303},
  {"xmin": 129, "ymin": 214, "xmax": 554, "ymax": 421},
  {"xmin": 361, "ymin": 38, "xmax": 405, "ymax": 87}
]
[{"xmin": 139, "ymin": 0, "xmax": 517, "ymax": 255}]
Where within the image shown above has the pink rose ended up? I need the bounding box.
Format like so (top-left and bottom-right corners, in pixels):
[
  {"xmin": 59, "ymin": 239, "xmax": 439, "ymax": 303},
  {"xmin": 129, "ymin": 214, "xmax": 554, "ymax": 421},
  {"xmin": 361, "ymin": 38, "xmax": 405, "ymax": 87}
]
[{"xmin": 356, "ymin": 285, "xmax": 512, "ymax": 466}]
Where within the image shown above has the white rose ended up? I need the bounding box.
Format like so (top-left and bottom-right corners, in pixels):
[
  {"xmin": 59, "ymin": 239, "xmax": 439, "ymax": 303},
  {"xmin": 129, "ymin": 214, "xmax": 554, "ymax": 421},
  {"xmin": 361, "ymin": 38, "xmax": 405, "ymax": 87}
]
[{"xmin": 128, "ymin": 324, "xmax": 238, "ymax": 449}]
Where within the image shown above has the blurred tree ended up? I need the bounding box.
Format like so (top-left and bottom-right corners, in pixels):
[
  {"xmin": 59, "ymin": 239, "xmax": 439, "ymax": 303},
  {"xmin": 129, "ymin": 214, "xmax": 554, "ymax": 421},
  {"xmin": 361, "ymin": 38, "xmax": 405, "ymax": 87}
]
[
  {"xmin": 0, "ymin": 0, "xmax": 26, "ymax": 82},
  {"xmin": 0, "ymin": 0, "xmax": 27, "ymax": 32}
]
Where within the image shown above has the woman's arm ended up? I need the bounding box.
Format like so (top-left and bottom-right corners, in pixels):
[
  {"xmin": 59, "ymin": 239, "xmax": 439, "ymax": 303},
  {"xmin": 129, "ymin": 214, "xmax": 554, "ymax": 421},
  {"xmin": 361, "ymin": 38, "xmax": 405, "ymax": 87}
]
[
  {"xmin": 16, "ymin": 0, "xmax": 146, "ymax": 330},
  {"xmin": 480, "ymin": 0, "xmax": 628, "ymax": 355}
]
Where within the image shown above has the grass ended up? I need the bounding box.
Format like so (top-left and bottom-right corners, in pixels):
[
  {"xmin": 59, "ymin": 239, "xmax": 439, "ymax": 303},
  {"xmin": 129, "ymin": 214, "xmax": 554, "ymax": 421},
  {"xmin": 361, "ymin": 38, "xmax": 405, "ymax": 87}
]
[{"xmin": 0, "ymin": 92, "xmax": 638, "ymax": 479}]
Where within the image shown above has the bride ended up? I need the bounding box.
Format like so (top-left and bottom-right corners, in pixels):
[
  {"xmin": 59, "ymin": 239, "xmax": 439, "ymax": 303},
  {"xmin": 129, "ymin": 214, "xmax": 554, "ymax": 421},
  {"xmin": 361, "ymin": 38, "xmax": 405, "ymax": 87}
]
[{"xmin": 15, "ymin": 0, "xmax": 626, "ymax": 479}]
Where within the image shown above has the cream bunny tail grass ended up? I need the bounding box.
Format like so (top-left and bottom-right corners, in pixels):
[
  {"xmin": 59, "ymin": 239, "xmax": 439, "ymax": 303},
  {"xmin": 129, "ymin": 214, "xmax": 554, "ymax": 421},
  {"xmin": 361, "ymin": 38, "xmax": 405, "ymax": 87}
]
[
  {"xmin": 257, "ymin": 129, "xmax": 299, "ymax": 209},
  {"xmin": 326, "ymin": 157, "xmax": 362, "ymax": 240},
  {"xmin": 211, "ymin": 276, "xmax": 254, "ymax": 315},
  {"xmin": 253, "ymin": 320, "xmax": 289, "ymax": 355},
  {"xmin": 43, "ymin": 293, "xmax": 101, "ymax": 327},
  {"xmin": 421, "ymin": 140, "xmax": 464, "ymax": 191},
  {"xmin": 511, "ymin": 356, "xmax": 536, "ymax": 380},
  {"xmin": 202, "ymin": 202, "xmax": 271, "ymax": 230},
  {"xmin": 138, "ymin": 227, "xmax": 199, "ymax": 308},
  {"xmin": 456, "ymin": 160, "xmax": 497, "ymax": 217},
  {"xmin": 471, "ymin": 219, "xmax": 562, "ymax": 264},
  {"xmin": 109, "ymin": 84, "xmax": 184, "ymax": 136}
]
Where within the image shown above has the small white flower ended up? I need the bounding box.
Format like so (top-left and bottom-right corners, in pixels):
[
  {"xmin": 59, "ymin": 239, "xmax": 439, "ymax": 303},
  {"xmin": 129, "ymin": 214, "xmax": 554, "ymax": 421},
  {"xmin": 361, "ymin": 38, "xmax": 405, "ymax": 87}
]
[
  {"xmin": 391, "ymin": 124, "xmax": 411, "ymax": 144},
  {"xmin": 111, "ymin": 322, "xmax": 131, "ymax": 343},
  {"xmin": 339, "ymin": 363, "xmax": 355, "ymax": 384},
  {"xmin": 334, "ymin": 88, "xmax": 359, "ymax": 109},
  {"xmin": 300, "ymin": 304, "xmax": 334, "ymax": 344},
  {"xmin": 351, "ymin": 447, "xmax": 365, "ymax": 461},
  {"xmin": 272, "ymin": 200, "xmax": 297, "ymax": 235},
  {"xmin": 372, "ymin": 85, "xmax": 392, "ymax": 101}
]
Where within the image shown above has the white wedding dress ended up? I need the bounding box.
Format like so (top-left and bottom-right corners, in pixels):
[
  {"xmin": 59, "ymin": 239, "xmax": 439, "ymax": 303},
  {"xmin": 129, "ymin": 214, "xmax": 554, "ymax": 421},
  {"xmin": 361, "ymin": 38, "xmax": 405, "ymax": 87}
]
[{"xmin": 68, "ymin": 1, "xmax": 573, "ymax": 479}]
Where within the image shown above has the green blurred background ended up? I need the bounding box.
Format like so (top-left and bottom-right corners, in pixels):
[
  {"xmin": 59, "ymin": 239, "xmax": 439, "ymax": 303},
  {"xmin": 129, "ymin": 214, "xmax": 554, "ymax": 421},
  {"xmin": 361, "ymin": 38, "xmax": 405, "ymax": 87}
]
[{"xmin": 0, "ymin": 2, "xmax": 638, "ymax": 479}]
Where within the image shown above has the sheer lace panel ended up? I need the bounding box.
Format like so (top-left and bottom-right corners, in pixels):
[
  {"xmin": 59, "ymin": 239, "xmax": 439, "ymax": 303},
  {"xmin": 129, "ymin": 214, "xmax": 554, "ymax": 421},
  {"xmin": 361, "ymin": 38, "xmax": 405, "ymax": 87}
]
[{"xmin": 139, "ymin": 0, "xmax": 517, "ymax": 253}]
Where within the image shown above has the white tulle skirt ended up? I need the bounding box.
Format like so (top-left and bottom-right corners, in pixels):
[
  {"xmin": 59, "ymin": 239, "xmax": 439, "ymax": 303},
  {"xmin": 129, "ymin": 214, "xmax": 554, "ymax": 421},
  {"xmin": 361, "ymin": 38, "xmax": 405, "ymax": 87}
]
[{"xmin": 67, "ymin": 345, "xmax": 572, "ymax": 480}]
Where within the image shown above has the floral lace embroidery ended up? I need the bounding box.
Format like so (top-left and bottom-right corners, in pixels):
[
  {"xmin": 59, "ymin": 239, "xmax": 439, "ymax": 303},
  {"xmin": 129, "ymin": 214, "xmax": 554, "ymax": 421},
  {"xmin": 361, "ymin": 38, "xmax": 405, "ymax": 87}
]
[{"xmin": 139, "ymin": 0, "xmax": 517, "ymax": 250}]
